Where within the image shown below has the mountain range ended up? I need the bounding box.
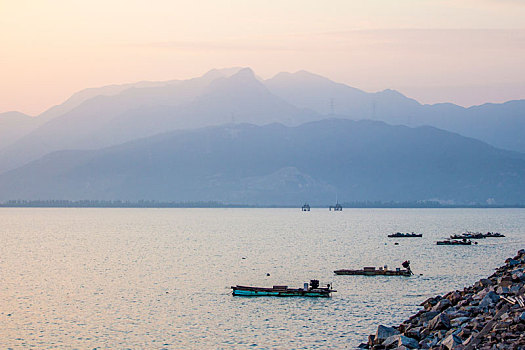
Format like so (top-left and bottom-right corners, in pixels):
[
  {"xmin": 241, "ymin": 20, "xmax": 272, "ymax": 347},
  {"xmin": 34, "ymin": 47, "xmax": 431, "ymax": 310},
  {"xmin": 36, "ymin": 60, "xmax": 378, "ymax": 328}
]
[{"xmin": 0, "ymin": 67, "xmax": 524, "ymax": 204}]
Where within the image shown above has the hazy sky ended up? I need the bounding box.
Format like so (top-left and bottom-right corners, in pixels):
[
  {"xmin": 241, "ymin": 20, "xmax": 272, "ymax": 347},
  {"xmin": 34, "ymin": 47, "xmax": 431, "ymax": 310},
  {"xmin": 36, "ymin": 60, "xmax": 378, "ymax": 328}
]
[{"xmin": 1, "ymin": 0, "xmax": 524, "ymax": 115}]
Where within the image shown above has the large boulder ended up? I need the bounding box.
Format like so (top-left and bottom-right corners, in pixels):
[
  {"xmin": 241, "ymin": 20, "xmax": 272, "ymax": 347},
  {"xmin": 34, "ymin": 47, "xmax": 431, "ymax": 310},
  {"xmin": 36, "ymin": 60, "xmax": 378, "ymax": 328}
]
[
  {"xmin": 432, "ymin": 299, "xmax": 452, "ymax": 313},
  {"xmin": 397, "ymin": 335, "xmax": 419, "ymax": 349},
  {"xmin": 420, "ymin": 311, "xmax": 440, "ymax": 323},
  {"xmin": 479, "ymin": 291, "xmax": 499, "ymax": 308},
  {"xmin": 405, "ymin": 326, "xmax": 421, "ymax": 340},
  {"xmin": 440, "ymin": 333, "xmax": 462, "ymax": 349},
  {"xmin": 383, "ymin": 334, "xmax": 401, "ymax": 348},
  {"xmin": 429, "ymin": 313, "xmax": 451, "ymax": 330},
  {"xmin": 375, "ymin": 325, "xmax": 400, "ymax": 344}
]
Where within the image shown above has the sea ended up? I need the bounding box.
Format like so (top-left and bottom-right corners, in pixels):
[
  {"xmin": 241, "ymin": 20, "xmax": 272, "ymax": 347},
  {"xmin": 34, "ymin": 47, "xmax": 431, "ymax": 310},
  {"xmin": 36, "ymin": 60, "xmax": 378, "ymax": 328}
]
[{"xmin": 1, "ymin": 208, "xmax": 524, "ymax": 349}]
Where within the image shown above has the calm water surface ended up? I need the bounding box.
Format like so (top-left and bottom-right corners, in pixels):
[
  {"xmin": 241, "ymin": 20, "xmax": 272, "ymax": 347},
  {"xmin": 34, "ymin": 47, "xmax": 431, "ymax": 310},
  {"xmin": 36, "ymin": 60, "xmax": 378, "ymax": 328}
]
[{"xmin": 1, "ymin": 208, "xmax": 524, "ymax": 349}]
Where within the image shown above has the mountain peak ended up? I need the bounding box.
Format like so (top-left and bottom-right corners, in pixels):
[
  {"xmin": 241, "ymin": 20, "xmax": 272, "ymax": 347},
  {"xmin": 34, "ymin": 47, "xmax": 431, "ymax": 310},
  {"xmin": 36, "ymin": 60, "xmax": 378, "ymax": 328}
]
[
  {"xmin": 206, "ymin": 67, "xmax": 261, "ymax": 92},
  {"xmin": 269, "ymin": 70, "xmax": 331, "ymax": 84},
  {"xmin": 201, "ymin": 67, "xmax": 246, "ymax": 81},
  {"xmin": 229, "ymin": 67, "xmax": 256, "ymax": 80}
]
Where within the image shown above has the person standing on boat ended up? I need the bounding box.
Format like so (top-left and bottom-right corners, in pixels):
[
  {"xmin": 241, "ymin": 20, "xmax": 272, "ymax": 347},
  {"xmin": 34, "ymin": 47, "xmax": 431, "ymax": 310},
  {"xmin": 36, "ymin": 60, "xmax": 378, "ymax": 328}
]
[{"xmin": 402, "ymin": 260, "xmax": 413, "ymax": 275}]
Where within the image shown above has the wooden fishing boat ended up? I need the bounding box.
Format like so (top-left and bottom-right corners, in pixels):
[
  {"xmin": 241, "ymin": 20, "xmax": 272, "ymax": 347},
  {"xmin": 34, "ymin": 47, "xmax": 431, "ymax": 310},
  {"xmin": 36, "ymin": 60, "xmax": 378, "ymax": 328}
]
[
  {"xmin": 335, "ymin": 261, "xmax": 413, "ymax": 276},
  {"xmin": 231, "ymin": 279, "xmax": 335, "ymax": 297},
  {"xmin": 388, "ymin": 232, "xmax": 422, "ymax": 238}
]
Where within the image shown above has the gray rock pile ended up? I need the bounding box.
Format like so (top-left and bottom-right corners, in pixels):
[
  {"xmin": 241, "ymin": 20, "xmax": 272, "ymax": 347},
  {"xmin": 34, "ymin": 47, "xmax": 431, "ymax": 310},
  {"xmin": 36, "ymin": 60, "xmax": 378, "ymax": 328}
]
[{"xmin": 359, "ymin": 249, "xmax": 525, "ymax": 349}]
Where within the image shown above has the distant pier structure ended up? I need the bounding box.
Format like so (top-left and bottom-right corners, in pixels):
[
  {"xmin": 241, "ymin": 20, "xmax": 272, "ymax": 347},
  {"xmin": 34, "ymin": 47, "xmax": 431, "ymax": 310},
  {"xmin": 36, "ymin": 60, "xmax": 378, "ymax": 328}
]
[
  {"xmin": 302, "ymin": 203, "xmax": 311, "ymax": 211},
  {"xmin": 329, "ymin": 203, "xmax": 343, "ymax": 211}
]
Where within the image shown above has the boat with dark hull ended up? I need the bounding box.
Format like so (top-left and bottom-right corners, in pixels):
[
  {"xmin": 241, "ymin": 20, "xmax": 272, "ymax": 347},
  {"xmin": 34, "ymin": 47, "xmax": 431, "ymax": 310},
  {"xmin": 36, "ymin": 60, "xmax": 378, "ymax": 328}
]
[
  {"xmin": 335, "ymin": 261, "xmax": 413, "ymax": 276},
  {"xmin": 484, "ymin": 232, "xmax": 505, "ymax": 238},
  {"xmin": 437, "ymin": 239, "xmax": 475, "ymax": 245},
  {"xmin": 388, "ymin": 232, "xmax": 422, "ymax": 238},
  {"xmin": 231, "ymin": 279, "xmax": 336, "ymax": 297},
  {"xmin": 450, "ymin": 232, "xmax": 485, "ymax": 240}
]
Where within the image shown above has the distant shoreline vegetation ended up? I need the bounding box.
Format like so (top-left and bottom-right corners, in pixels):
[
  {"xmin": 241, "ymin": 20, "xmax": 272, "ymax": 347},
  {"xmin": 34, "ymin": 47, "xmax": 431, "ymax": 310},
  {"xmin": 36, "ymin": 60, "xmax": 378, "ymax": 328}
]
[{"xmin": 0, "ymin": 200, "xmax": 524, "ymax": 208}]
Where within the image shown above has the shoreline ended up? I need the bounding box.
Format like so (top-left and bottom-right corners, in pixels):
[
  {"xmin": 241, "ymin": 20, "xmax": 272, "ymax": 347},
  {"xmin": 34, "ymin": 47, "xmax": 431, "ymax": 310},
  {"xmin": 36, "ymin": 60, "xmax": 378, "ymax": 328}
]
[
  {"xmin": 1, "ymin": 202, "xmax": 525, "ymax": 209},
  {"xmin": 360, "ymin": 249, "xmax": 525, "ymax": 349}
]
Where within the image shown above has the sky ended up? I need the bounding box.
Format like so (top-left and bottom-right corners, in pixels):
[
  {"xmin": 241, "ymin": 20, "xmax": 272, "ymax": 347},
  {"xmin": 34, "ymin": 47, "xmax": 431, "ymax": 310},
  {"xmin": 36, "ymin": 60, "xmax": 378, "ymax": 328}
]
[{"xmin": 1, "ymin": 0, "xmax": 524, "ymax": 115}]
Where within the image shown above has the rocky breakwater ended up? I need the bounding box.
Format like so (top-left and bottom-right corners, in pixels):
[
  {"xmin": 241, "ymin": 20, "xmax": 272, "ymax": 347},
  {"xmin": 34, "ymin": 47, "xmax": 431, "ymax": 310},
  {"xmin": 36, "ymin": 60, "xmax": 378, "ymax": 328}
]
[{"xmin": 361, "ymin": 249, "xmax": 525, "ymax": 349}]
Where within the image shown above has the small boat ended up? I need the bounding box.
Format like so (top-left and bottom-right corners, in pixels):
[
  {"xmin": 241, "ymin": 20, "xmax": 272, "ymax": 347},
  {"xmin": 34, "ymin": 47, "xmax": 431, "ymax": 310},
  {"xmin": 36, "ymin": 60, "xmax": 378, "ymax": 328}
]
[
  {"xmin": 450, "ymin": 232, "xmax": 485, "ymax": 239},
  {"xmin": 484, "ymin": 232, "xmax": 505, "ymax": 238},
  {"xmin": 231, "ymin": 279, "xmax": 336, "ymax": 297},
  {"xmin": 437, "ymin": 239, "xmax": 475, "ymax": 245},
  {"xmin": 388, "ymin": 232, "xmax": 422, "ymax": 238},
  {"xmin": 335, "ymin": 261, "xmax": 413, "ymax": 276}
]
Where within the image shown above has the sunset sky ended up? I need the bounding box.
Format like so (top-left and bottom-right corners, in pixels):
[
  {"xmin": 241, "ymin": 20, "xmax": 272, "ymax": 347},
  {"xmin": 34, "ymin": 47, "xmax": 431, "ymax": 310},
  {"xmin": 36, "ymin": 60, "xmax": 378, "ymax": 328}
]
[{"xmin": 1, "ymin": 0, "xmax": 524, "ymax": 115}]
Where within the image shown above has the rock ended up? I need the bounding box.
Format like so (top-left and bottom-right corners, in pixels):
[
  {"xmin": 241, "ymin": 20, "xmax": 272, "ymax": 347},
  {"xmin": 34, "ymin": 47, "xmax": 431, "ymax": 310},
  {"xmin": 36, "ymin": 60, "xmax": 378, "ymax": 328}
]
[
  {"xmin": 450, "ymin": 317, "xmax": 470, "ymax": 327},
  {"xmin": 432, "ymin": 298, "xmax": 452, "ymax": 312},
  {"xmin": 496, "ymin": 286, "xmax": 510, "ymax": 294},
  {"xmin": 421, "ymin": 311, "xmax": 440, "ymax": 323},
  {"xmin": 421, "ymin": 297, "xmax": 440, "ymax": 309},
  {"xmin": 510, "ymin": 284, "xmax": 521, "ymax": 294},
  {"xmin": 368, "ymin": 334, "xmax": 376, "ymax": 347},
  {"xmin": 456, "ymin": 328, "xmax": 471, "ymax": 340},
  {"xmin": 446, "ymin": 310, "xmax": 469, "ymax": 319},
  {"xmin": 383, "ymin": 334, "xmax": 400, "ymax": 348},
  {"xmin": 519, "ymin": 312, "xmax": 525, "ymax": 322},
  {"xmin": 405, "ymin": 326, "xmax": 421, "ymax": 340},
  {"xmin": 506, "ymin": 258, "xmax": 519, "ymax": 267},
  {"xmin": 357, "ymin": 342, "xmax": 369, "ymax": 348},
  {"xmin": 397, "ymin": 335, "xmax": 419, "ymax": 349},
  {"xmin": 498, "ymin": 276, "xmax": 513, "ymax": 287},
  {"xmin": 443, "ymin": 328, "xmax": 456, "ymax": 338},
  {"xmin": 375, "ymin": 325, "xmax": 400, "ymax": 344},
  {"xmin": 418, "ymin": 337, "xmax": 433, "ymax": 349},
  {"xmin": 440, "ymin": 334, "xmax": 462, "ymax": 349},
  {"xmin": 473, "ymin": 288, "xmax": 488, "ymax": 300},
  {"xmin": 420, "ymin": 327, "xmax": 431, "ymax": 339},
  {"xmin": 511, "ymin": 272, "xmax": 523, "ymax": 281},
  {"xmin": 429, "ymin": 313, "xmax": 451, "ymax": 330},
  {"xmin": 462, "ymin": 306, "xmax": 478, "ymax": 313},
  {"xmin": 446, "ymin": 291, "xmax": 462, "ymax": 306},
  {"xmin": 479, "ymin": 291, "xmax": 499, "ymax": 308},
  {"xmin": 456, "ymin": 299, "xmax": 470, "ymax": 308},
  {"xmin": 479, "ymin": 279, "xmax": 493, "ymax": 287},
  {"xmin": 462, "ymin": 334, "xmax": 474, "ymax": 347}
]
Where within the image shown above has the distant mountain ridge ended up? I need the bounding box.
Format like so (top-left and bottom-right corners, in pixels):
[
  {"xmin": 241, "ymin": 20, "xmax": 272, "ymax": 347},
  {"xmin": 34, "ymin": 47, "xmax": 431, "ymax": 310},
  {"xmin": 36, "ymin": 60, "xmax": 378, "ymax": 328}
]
[
  {"xmin": 265, "ymin": 70, "xmax": 525, "ymax": 153},
  {"xmin": 0, "ymin": 68, "xmax": 524, "ymax": 204},
  {"xmin": 1, "ymin": 67, "xmax": 524, "ymax": 175},
  {"xmin": 0, "ymin": 119, "xmax": 523, "ymax": 205}
]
